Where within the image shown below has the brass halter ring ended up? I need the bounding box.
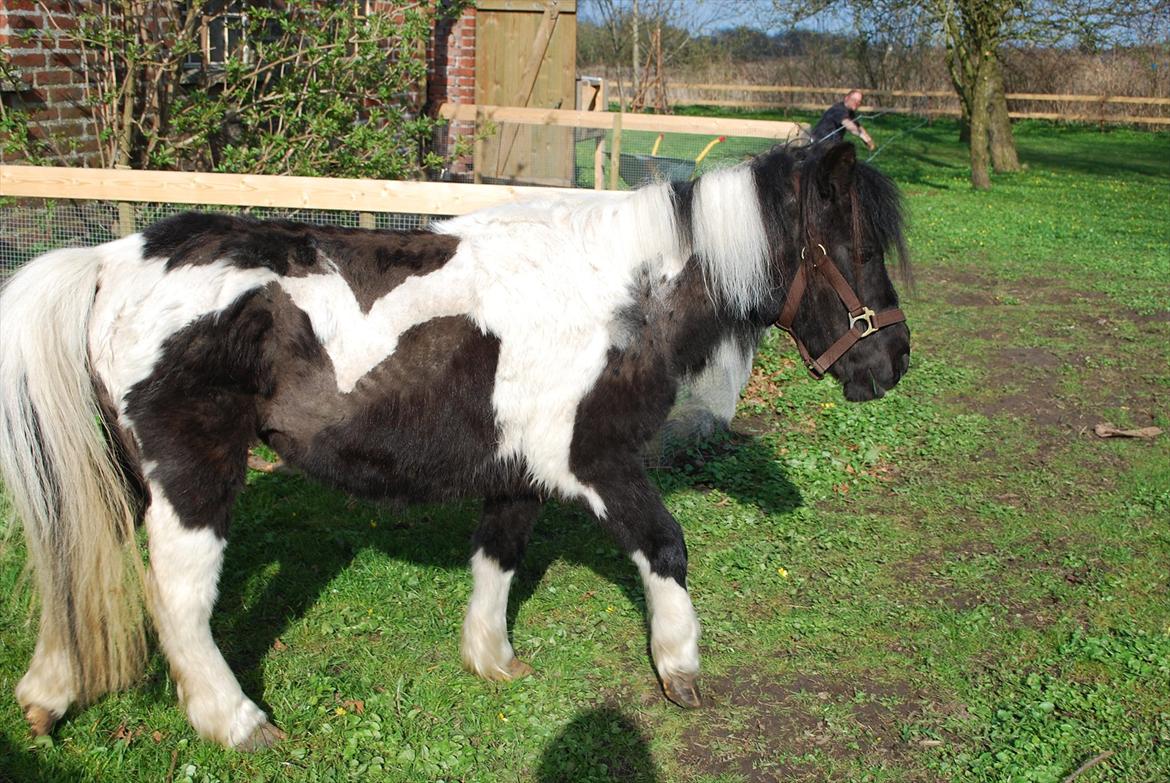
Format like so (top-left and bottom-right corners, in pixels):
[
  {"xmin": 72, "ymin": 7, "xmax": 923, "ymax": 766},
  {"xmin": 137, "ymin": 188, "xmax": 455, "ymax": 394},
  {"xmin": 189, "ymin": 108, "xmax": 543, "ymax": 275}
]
[{"xmin": 848, "ymin": 306, "xmax": 878, "ymax": 337}]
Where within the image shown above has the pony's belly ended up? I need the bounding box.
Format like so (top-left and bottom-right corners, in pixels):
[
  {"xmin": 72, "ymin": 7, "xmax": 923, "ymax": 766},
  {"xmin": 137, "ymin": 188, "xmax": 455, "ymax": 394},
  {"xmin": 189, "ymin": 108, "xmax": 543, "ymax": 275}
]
[{"xmin": 260, "ymin": 314, "xmax": 521, "ymax": 502}]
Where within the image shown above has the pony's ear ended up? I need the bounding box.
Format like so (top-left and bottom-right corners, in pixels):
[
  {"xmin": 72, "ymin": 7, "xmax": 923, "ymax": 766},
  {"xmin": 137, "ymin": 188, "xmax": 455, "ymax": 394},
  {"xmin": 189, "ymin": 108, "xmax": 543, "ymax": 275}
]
[{"xmin": 816, "ymin": 143, "xmax": 857, "ymax": 201}]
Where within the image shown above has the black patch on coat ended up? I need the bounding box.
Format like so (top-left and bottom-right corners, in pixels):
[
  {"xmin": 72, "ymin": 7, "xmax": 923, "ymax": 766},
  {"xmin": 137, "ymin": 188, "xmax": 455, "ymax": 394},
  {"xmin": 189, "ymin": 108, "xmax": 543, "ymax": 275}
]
[
  {"xmin": 123, "ymin": 290, "xmax": 275, "ymax": 537},
  {"xmin": 472, "ymin": 497, "xmax": 541, "ymax": 573},
  {"xmin": 260, "ymin": 314, "xmax": 525, "ymax": 505},
  {"xmin": 141, "ymin": 214, "xmax": 459, "ymax": 307},
  {"xmin": 313, "ymin": 230, "xmax": 460, "ymax": 313},
  {"xmin": 143, "ymin": 213, "xmax": 319, "ymax": 274}
]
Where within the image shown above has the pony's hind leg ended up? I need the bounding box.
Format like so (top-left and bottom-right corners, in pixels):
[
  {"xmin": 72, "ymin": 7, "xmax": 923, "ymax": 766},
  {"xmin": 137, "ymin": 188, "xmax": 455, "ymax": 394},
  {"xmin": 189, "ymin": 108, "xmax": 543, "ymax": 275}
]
[
  {"xmin": 461, "ymin": 496, "xmax": 540, "ymax": 680},
  {"xmin": 144, "ymin": 487, "xmax": 284, "ymax": 750},
  {"xmin": 15, "ymin": 621, "xmax": 78, "ymax": 736}
]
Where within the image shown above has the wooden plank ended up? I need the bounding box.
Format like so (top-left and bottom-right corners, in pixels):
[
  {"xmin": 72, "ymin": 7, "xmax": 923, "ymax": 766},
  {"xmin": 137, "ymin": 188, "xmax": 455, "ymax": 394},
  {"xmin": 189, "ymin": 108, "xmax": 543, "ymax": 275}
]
[
  {"xmin": 661, "ymin": 95, "xmax": 1169, "ymax": 125},
  {"xmin": 672, "ymin": 83, "xmax": 1170, "ymax": 106},
  {"xmin": 440, "ymin": 103, "xmax": 806, "ymax": 140},
  {"xmin": 674, "ymin": 83, "xmax": 954, "ymax": 99},
  {"xmin": 477, "ymin": 0, "xmax": 575, "ymax": 11},
  {"xmin": 593, "ymin": 138, "xmax": 605, "ymax": 190},
  {"xmin": 1005, "ymin": 93, "xmax": 1170, "ymax": 105},
  {"xmin": 608, "ymin": 112, "xmax": 621, "ymax": 190},
  {"xmin": 117, "ymin": 202, "xmax": 135, "ymax": 237},
  {"xmin": 473, "ymin": 105, "xmax": 485, "ymax": 184},
  {"xmin": 0, "ymin": 166, "xmax": 579, "ymax": 215},
  {"xmin": 495, "ymin": 4, "xmax": 560, "ymax": 176}
]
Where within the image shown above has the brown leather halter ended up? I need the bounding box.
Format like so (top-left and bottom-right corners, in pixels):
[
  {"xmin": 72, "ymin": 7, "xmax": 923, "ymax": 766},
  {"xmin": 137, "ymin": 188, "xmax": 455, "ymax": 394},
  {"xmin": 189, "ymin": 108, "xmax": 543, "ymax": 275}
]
[{"xmin": 773, "ymin": 173, "xmax": 906, "ymax": 379}]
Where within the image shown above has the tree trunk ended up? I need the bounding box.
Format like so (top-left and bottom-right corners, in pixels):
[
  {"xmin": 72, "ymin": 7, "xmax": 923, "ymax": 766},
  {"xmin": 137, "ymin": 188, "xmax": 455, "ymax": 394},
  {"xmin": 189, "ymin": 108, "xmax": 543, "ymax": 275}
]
[
  {"xmin": 987, "ymin": 57, "xmax": 1021, "ymax": 172},
  {"xmin": 969, "ymin": 57, "xmax": 994, "ymax": 190}
]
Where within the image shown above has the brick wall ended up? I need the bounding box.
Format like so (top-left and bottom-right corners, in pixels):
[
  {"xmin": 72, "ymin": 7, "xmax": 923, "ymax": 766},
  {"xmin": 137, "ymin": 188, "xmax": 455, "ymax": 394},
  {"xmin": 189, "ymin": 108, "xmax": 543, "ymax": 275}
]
[
  {"xmin": 426, "ymin": 4, "xmax": 476, "ymax": 173},
  {"xmin": 1, "ymin": 0, "xmax": 102, "ymax": 165},
  {"xmin": 2, "ymin": 1, "xmax": 478, "ymax": 170}
]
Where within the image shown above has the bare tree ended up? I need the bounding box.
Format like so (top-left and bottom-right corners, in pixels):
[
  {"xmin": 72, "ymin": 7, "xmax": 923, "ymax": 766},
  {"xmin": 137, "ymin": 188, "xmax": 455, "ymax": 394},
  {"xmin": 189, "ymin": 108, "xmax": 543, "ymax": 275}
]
[
  {"xmin": 580, "ymin": 0, "xmax": 723, "ymax": 109},
  {"xmin": 769, "ymin": 0, "xmax": 1168, "ymax": 189}
]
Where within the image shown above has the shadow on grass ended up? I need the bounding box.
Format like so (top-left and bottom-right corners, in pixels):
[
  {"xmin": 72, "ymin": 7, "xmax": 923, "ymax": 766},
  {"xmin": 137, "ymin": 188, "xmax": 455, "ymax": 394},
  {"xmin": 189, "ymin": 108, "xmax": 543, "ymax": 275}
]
[
  {"xmin": 0, "ymin": 733, "xmax": 86, "ymax": 783},
  {"xmin": 213, "ymin": 434, "xmax": 801, "ymax": 709},
  {"xmin": 535, "ymin": 707, "xmax": 660, "ymax": 783}
]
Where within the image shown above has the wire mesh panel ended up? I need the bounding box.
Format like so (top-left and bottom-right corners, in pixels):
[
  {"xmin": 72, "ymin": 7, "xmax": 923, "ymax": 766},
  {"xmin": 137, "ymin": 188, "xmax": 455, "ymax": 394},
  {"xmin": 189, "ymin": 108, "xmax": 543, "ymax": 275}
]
[
  {"xmin": 0, "ymin": 200, "xmax": 436, "ymax": 277},
  {"xmin": 433, "ymin": 114, "xmax": 802, "ymax": 190}
]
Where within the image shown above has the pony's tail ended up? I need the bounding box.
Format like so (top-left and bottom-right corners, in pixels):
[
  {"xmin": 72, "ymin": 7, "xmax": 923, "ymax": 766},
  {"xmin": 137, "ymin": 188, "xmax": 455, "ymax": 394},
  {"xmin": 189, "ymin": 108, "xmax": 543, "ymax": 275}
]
[{"xmin": 0, "ymin": 248, "xmax": 147, "ymax": 708}]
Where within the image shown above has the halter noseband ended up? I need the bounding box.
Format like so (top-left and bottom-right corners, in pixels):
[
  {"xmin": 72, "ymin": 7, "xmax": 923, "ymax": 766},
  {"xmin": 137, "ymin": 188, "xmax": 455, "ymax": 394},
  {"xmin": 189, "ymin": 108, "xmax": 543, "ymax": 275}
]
[{"xmin": 774, "ymin": 243, "xmax": 906, "ymax": 379}]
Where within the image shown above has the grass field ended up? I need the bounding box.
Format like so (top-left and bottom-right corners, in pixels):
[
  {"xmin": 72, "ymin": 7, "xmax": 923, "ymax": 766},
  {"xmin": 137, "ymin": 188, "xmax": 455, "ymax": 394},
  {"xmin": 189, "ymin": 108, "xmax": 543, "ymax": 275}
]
[{"xmin": 1, "ymin": 116, "xmax": 1168, "ymax": 783}]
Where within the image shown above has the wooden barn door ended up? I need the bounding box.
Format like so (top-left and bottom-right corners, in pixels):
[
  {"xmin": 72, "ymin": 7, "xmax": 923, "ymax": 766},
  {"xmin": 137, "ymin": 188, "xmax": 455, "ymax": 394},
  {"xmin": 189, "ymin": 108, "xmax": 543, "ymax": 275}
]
[{"xmin": 475, "ymin": 0, "xmax": 576, "ymax": 185}]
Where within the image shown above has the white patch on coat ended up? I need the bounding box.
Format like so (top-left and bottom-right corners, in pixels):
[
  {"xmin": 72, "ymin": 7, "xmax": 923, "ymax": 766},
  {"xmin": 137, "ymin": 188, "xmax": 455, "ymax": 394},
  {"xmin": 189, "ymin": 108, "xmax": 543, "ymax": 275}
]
[
  {"xmin": 88, "ymin": 235, "xmax": 279, "ymax": 417},
  {"xmin": 13, "ymin": 639, "xmax": 76, "ymax": 720},
  {"xmin": 278, "ymin": 255, "xmax": 477, "ymax": 393},
  {"xmin": 681, "ymin": 332, "xmax": 758, "ymax": 423},
  {"xmin": 144, "ymin": 490, "xmax": 268, "ymax": 748},
  {"xmin": 437, "ymin": 185, "xmax": 690, "ymax": 515},
  {"xmin": 691, "ymin": 164, "xmax": 771, "ymax": 315},
  {"xmin": 460, "ymin": 550, "xmax": 518, "ymax": 678},
  {"xmin": 631, "ymin": 551, "xmax": 700, "ymax": 680}
]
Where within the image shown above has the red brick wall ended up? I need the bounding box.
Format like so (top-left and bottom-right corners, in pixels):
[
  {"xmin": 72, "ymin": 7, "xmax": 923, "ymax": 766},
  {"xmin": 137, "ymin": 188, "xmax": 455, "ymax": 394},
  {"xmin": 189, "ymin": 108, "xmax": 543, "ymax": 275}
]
[
  {"xmin": 2, "ymin": 0, "xmax": 102, "ymax": 165},
  {"xmin": 1, "ymin": 1, "xmax": 476, "ymax": 169},
  {"xmin": 426, "ymin": 5, "xmax": 476, "ymax": 109}
]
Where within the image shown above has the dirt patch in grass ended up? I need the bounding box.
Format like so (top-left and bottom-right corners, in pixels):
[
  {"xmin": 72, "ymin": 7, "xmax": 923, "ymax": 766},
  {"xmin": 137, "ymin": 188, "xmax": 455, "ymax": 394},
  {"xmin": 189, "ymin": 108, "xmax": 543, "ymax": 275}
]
[
  {"xmin": 886, "ymin": 536, "xmax": 1105, "ymax": 630},
  {"xmin": 921, "ymin": 267, "xmax": 1168, "ymax": 436},
  {"xmin": 678, "ymin": 667, "xmax": 943, "ymax": 782}
]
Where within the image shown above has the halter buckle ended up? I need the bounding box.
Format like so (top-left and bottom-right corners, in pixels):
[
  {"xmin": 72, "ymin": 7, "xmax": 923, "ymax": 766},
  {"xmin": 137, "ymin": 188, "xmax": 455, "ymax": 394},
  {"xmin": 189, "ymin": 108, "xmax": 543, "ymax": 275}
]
[{"xmin": 849, "ymin": 307, "xmax": 878, "ymax": 337}]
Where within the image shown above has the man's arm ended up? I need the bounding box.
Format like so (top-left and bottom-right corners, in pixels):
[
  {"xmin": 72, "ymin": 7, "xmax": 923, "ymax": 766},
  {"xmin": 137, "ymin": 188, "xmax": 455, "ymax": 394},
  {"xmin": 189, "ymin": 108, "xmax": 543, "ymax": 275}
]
[{"xmin": 842, "ymin": 118, "xmax": 875, "ymax": 151}]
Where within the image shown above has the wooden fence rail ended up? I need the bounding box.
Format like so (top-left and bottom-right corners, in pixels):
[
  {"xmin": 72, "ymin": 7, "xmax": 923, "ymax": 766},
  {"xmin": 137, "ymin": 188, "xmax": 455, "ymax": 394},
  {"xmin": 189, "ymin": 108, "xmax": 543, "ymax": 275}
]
[
  {"xmin": 668, "ymin": 83, "xmax": 1170, "ymax": 126},
  {"xmin": 438, "ymin": 102, "xmax": 807, "ymax": 140},
  {"xmin": 0, "ymin": 165, "xmax": 577, "ymax": 215}
]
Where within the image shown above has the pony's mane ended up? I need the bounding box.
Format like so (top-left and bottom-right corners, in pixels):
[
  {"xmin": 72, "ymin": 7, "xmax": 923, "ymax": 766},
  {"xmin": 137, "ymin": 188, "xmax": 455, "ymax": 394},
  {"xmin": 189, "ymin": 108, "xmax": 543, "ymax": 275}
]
[{"xmin": 438, "ymin": 142, "xmax": 908, "ymax": 317}]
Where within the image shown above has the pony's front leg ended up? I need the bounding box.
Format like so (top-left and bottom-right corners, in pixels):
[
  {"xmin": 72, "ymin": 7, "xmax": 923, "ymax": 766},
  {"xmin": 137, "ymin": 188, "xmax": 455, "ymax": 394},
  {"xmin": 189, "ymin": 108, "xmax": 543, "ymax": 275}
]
[
  {"xmin": 145, "ymin": 491, "xmax": 284, "ymax": 750},
  {"xmin": 461, "ymin": 496, "xmax": 540, "ymax": 681},
  {"xmin": 595, "ymin": 471, "xmax": 702, "ymax": 708}
]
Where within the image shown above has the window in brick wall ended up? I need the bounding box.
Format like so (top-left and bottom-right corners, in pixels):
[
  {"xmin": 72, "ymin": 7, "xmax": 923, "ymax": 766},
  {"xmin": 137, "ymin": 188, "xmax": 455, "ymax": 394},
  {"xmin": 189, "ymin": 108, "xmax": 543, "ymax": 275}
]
[{"xmin": 182, "ymin": 2, "xmax": 251, "ymax": 80}]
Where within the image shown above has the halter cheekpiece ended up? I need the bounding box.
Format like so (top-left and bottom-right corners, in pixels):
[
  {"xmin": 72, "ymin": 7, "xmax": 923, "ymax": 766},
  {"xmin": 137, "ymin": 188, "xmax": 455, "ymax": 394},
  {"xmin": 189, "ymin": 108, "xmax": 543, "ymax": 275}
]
[
  {"xmin": 772, "ymin": 162, "xmax": 907, "ymax": 379},
  {"xmin": 774, "ymin": 243, "xmax": 907, "ymax": 379}
]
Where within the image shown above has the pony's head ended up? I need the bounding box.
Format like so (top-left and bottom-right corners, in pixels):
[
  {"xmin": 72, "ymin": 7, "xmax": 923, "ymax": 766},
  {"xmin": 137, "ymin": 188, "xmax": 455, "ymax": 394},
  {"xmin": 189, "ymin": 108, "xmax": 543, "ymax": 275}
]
[{"xmin": 755, "ymin": 142, "xmax": 911, "ymax": 401}]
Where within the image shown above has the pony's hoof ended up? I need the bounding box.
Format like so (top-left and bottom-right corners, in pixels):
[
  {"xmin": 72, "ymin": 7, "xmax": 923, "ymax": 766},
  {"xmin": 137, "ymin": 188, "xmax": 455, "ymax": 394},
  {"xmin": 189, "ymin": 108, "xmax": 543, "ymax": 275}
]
[
  {"xmin": 478, "ymin": 657, "xmax": 533, "ymax": 681},
  {"xmin": 662, "ymin": 674, "xmax": 702, "ymax": 709},
  {"xmin": 24, "ymin": 705, "xmax": 58, "ymax": 736},
  {"xmin": 504, "ymin": 657, "xmax": 534, "ymax": 680},
  {"xmin": 236, "ymin": 721, "xmax": 286, "ymax": 751}
]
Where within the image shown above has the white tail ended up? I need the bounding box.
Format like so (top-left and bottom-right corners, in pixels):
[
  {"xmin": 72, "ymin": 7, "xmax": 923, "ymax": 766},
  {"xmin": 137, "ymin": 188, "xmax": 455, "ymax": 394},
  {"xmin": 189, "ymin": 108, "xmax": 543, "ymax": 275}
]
[{"xmin": 0, "ymin": 248, "xmax": 146, "ymax": 713}]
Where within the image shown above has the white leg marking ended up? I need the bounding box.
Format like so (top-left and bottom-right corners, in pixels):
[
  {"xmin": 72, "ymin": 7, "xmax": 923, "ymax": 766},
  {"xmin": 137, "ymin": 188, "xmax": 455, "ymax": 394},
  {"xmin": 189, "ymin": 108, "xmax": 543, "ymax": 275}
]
[
  {"xmin": 145, "ymin": 493, "xmax": 267, "ymax": 747},
  {"xmin": 632, "ymin": 551, "xmax": 701, "ymax": 680},
  {"xmin": 14, "ymin": 634, "xmax": 77, "ymax": 720},
  {"xmin": 461, "ymin": 551, "xmax": 520, "ymax": 680}
]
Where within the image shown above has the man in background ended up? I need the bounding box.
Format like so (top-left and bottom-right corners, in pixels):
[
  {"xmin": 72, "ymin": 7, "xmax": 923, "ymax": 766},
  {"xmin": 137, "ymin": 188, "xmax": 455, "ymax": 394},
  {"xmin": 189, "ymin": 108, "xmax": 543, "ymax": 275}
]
[{"xmin": 810, "ymin": 89, "xmax": 875, "ymax": 150}]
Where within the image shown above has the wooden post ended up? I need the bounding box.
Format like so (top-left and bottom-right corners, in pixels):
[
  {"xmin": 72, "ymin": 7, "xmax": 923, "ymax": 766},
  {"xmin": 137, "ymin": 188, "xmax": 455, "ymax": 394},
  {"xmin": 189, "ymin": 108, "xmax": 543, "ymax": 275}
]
[
  {"xmin": 608, "ymin": 111, "xmax": 622, "ymax": 190},
  {"xmin": 473, "ymin": 105, "xmax": 485, "ymax": 185},
  {"xmin": 117, "ymin": 202, "xmax": 135, "ymax": 237},
  {"xmin": 358, "ymin": 212, "xmax": 376, "ymax": 230},
  {"xmin": 593, "ymin": 138, "xmax": 605, "ymax": 190}
]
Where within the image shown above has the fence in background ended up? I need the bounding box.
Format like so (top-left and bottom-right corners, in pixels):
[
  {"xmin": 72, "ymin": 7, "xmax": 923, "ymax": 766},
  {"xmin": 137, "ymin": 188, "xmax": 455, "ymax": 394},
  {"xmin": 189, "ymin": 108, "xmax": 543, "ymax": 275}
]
[
  {"xmin": 0, "ymin": 166, "xmax": 580, "ymax": 276},
  {"xmin": 437, "ymin": 103, "xmax": 807, "ymax": 188},
  {"xmin": 667, "ymin": 84, "xmax": 1170, "ymax": 126}
]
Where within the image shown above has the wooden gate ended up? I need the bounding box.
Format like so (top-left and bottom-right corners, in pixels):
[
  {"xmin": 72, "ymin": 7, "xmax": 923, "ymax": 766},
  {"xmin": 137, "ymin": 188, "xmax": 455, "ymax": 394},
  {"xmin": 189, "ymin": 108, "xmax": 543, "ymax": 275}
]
[{"xmin": 475, "ymin": 0, "xmax": 577, "ymax": 186}]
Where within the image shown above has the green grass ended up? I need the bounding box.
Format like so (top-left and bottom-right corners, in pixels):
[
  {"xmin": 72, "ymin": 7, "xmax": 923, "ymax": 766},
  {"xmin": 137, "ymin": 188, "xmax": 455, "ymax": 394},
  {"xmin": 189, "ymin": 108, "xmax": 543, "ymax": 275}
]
[{"xmin": 2, "ymin": 118, "xmax": 1169, "ymax": 782}]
